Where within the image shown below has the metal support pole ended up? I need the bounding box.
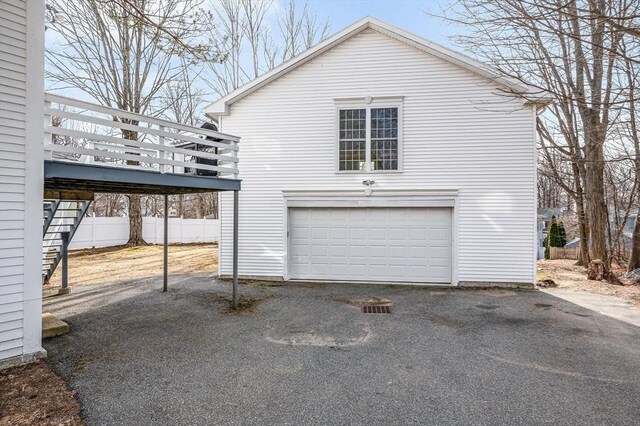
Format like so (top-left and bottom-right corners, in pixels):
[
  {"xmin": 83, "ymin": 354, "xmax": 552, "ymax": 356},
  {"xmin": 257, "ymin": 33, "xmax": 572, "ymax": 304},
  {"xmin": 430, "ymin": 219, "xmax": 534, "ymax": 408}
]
[
  {"xmin": 61, "ymin": 231, "xmax": 69, "ymax": 290},
  {"xmin": 232, "ymin": 190, "xmax": 239, "ymax": 309},
  {"xmin": 163, "ymin": 194, "xmax": 168, "ymax": 292}
]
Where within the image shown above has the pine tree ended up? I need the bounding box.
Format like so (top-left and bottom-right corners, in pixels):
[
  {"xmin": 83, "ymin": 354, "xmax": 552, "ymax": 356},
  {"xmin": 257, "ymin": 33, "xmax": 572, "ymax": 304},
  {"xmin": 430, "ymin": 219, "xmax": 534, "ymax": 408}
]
[
  {"xmin": 545, "ymin": 216, "xmax": 563, "ymax": 259},
  {"xmin": 558, "ymin": 222, "xmax": 567, "ymax": 247}
]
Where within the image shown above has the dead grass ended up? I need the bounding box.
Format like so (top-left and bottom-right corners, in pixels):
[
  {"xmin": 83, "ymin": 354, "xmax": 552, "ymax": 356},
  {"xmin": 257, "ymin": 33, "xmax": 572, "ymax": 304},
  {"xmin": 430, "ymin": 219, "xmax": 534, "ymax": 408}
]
[
  {"xmin": 0, "ymin": 361, "xmax": 83, "ymax": 426},
  {"xmin": 538, "ymin": 259, "xmax": 640, "ymax": 308},
  {"xmin": 46, "ymin": 244, "xmax": 218, "ymax": 287}
]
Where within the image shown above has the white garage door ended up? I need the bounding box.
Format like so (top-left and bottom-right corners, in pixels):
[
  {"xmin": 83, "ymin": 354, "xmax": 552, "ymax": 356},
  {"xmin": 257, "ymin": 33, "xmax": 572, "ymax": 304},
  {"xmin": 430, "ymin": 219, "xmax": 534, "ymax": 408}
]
[{"xmin": 288, "ymin": 207, "xmax": 452, "ymax": 283}]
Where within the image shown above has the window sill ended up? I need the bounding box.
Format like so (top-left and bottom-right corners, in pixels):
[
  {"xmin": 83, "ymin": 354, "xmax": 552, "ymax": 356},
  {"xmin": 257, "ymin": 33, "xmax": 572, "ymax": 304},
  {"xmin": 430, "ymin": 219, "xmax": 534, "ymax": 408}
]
[{"xmin": 335, "ymin": 169, "xmax": 403, "ymax": 175}]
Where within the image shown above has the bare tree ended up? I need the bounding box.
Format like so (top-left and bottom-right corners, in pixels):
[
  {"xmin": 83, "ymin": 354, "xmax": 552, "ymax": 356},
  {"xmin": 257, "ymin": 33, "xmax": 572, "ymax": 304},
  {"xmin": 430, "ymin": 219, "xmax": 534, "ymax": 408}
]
[
  {"xmin": 208, "ymin": 0, "xmax": 246, "ymax": 96},
  {"xmin": 206, "ymin": 0, "xmax": 329, "ymax": 96},
  {"xmin": 241, "ymin": 0, "xmax": 273, "ymax": 78},
  {"xmin": 279, "ymin": 0, "xmax": 329, "ymax": 61},
  {"xmin": 622, "ymin": 40, "xmax": 640, "ymax": 270},
  {"xmin": 438, "ymin": 0, "xmax": 639, "ymax": 282},
  {"xmin": 46, "ymin": 0, "xmax": 221, "ymax": 245}
]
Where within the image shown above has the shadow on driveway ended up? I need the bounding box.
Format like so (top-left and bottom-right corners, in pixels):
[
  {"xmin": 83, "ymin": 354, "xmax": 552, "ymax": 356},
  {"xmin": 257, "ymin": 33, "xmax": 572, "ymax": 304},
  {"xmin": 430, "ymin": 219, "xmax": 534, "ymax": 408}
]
[{"xmin": 43, "ymin": 276, "xmax": 640, "ymax": 425}]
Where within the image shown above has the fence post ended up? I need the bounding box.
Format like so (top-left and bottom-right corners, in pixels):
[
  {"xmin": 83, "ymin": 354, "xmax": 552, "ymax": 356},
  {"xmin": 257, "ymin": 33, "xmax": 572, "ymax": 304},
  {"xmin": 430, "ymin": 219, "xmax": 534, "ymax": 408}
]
[{"xmin": 91, "ymin": 215, "xmax": 96, "ymax": 248}]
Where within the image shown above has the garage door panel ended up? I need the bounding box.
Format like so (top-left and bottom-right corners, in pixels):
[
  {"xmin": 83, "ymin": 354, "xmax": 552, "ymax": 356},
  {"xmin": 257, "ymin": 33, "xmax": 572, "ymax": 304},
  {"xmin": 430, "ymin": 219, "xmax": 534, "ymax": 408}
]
[
  {"xmin": 410, "ymin": 246, "xmax": 427, "ymax": 258},
  {"xmin": 369, "ymin": 227, "xmax": 386, "ymax": 240},
  {"xmin": 331, "ymin": 245, "xmax": 347, "ymax": 257},
  {"xmin": 331, "ymin": 263, "xmax": 349, "ymax": 275},
  {"xmin": 430, "ymin": 245, "xmax": 449, "ymax": 256},
  {"xmin": 311, "ymin": 245, "xmax": 327, "ymax": 256},
  {"xmin": 330, "ymin": 209, "xmax": 349, "ymax": 221},
  {"xmin": 349, "ymin": 209, "xmax": 368, "ymax": 222},
  {"xmin": 430, "ymin": 266, "xmax": 449, "ymax": 281},
  {"xmin": 330, "ymin": 227, "xmax": 348, "ymax": 239},
  {"xmin": 311, "ymin": 227, "xmax": 328, "ymax": 239},
  {"xmin": 429, "ymin": 209, "xmax": 451, "ymax": 223},
  {"xmin": 410, "ymin": 228, "xmax": 428, "ymax": 240},
  {"xmin": 389, "ymin": 228, "xmax": 408, "ymax": 240},
  {"xmin": 370, "ymin": 245, "xmax": 387, "ymax": 258},
  {"xmin": 289, "ymin": 207, "xmax": 452, "ymax": 283},
  {"xmin": 429, "ymin": 228, "xmax": 449, "ymax": 241},
  {"xmin": 291, "ymin": 243, "xmax": 309, "ymax": 256},
  {"xmin": 310, "ymin": 263, "xmax": 330, "ymax": 274},
  {"xmin": 389, "ymin": 246, "xmax": 408, "ymax": 258},
  {"xmin": 348, "ymin": 227, "xmax": 366, "ymax": 240},
  {"xmin": 347, "ymin": 244, "xmax": 367, "ymax": 257}
]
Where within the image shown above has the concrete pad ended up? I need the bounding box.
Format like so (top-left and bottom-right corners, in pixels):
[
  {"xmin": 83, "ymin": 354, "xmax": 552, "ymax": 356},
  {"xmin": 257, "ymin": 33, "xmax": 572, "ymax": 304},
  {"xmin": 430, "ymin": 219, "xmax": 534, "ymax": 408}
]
[
  {"xmin": 543, "ymin": 289, "xmax": 640, "ymax": 327},
  {"xmin": 42, "ymin": 313, "xmax": 69, "ymax": 339},
  {"xmin": 43, "ymin": 287, "xmax": 71, "ymax": 299}
]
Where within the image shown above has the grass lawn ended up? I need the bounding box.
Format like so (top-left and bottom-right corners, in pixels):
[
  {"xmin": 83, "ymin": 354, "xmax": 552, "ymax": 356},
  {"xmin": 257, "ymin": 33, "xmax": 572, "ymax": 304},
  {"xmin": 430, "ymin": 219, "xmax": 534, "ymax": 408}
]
[{"xmin": 46, "ymin": 243, "xmax": 218, "ymax": 288}]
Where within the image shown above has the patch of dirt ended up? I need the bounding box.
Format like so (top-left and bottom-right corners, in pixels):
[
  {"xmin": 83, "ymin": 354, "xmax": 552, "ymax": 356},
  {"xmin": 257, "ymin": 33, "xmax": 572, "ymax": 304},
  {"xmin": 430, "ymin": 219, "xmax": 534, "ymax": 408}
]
[
  {"xmin": 0, "ymin": 361, "xmax": 83, "ymax": 426},
  {"xmin": 207, "ymin": 294, "xmax": 269, "ymax": 313},
  {"xmin": 536, "ymin": 279, "xmax": 558, "ymax": 288},
  {"xmin": 45, "ymin": 244, "xmax": 218, "ymax": 287},
  {"xmin": 538, "ymin": 259, "xmax": 640, "ymax": 308}
]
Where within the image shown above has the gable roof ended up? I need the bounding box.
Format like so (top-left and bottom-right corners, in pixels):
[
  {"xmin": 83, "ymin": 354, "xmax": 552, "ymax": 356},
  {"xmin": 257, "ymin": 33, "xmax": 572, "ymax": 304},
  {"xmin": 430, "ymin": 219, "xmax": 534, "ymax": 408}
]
[{"xmin": 204, "ymin": 16, "xmax": 550, "ymax": 117}]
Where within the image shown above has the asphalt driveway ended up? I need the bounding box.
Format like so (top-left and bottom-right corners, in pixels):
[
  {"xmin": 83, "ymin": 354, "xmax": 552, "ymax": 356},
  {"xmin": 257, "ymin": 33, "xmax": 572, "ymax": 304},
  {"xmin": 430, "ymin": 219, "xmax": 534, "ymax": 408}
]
[{"xmin": 43, "ymin": 276, "xmax": 640, "ymax": 425}]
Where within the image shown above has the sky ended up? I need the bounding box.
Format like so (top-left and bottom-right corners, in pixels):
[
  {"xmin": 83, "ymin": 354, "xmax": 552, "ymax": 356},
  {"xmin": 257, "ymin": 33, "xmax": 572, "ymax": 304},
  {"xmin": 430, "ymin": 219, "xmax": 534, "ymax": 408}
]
[
  {"xmin": 45, "ymin": 0, "xmax": 467, "ymax": 106},
  {"xmin": 300, "ymin": 0, "xmax": 462, "ymax": 47}
]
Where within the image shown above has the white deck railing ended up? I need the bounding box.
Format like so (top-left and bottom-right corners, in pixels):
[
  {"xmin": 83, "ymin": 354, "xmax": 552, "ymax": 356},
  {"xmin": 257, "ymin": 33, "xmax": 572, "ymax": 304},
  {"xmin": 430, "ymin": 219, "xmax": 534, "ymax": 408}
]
[{"xmin": 44, "ymin": 93, "xmax": 239, "ymax": 179}]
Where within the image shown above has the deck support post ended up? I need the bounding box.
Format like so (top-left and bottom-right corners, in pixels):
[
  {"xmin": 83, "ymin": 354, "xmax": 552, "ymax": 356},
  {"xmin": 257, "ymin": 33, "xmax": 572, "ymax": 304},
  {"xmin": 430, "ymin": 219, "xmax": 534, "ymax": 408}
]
[
  {"xmin": 163, "ymin": 194, "xmax": 168, "ymax": 292},
  {"xmin": 232, "ymin": 190, "xmax": 239, "ymax": 309},
  {"xmin": 61, "ymin": 231, "xmax": 69, "ymax": 290}
]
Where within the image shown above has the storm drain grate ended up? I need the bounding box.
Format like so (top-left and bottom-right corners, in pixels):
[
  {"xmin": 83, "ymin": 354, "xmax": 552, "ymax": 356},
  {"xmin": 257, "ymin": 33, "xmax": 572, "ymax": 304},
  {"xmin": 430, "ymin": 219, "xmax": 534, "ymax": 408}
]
[{"xmin": 362, "ymin": 305, "xmax": 391, "ymax": 314}]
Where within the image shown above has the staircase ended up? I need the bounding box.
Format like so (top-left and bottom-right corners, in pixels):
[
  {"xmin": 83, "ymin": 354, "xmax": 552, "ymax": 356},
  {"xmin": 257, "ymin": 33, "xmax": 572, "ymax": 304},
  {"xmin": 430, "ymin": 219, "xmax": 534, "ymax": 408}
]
[{"xmin": 42, "ymin": 199, "xmax": 91, "ymax": 284}]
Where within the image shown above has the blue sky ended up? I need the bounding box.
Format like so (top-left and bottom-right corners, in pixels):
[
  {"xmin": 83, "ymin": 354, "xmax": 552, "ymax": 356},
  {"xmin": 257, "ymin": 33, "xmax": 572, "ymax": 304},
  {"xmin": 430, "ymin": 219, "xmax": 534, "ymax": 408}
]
[
  {"xmin": 300, "ymin": 0, "xmax": 461, "ymax": 47},
  {"xmin": 45, "ymin": 0, "xmax": 466, "ymax": 105}
]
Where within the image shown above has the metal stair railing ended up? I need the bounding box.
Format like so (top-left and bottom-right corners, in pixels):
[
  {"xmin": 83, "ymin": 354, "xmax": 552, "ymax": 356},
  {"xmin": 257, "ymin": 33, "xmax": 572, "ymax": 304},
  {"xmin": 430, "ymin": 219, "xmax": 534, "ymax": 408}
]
[
  {"xmin": 42, "ymin": 199, "xmax": 61, "ymax": 236},
  {"xmin": 42, "ymin": 200, "xmax": 92, "ymax": 286}
]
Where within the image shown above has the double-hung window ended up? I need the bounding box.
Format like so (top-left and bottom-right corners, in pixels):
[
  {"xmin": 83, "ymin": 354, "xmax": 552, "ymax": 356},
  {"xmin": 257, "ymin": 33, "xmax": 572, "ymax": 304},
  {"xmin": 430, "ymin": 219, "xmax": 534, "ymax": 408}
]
[{"xmin": 338, "ymin": 101, "xmax": 401, "ymax": 172}]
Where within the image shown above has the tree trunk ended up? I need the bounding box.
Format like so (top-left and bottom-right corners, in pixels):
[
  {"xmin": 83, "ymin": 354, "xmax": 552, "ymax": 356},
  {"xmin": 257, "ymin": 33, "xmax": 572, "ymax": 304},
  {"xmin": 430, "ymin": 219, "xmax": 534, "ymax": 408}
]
[
  {"xmin": 585, "ymin": 148, "xmax": 610, "ymax": 280},
  {"xmin": 574, "ymin": 163, "xmax": 590, "ymax": 266},
  {"xmin": 123, "ymin": 126, "xmax": 146, "ymax": 246},
  {"xmin": 628, "ymin": 209, "xmax": 640, "ymax": 271},
  {"xmin": 195, "ymin": 195, "xmax": 204, "ymax": 219},
  {"xmin": 127, "ymin": 194, "xmax": 145, "ymax": 246}
]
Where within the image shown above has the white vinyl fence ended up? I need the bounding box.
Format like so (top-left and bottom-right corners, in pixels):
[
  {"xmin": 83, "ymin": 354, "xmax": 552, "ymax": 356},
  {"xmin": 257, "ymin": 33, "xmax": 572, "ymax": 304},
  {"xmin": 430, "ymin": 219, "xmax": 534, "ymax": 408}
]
[{"xmin": 69, "ymin": 217, "xmax": 219, "ymax": 249}]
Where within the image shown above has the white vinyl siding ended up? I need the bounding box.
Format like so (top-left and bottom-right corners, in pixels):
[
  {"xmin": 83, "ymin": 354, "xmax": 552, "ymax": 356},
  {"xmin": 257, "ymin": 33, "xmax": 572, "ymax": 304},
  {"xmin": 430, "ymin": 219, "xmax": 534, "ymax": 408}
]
[
  {"xmin": 1, "ymin": 0, "xmax": 28, "ymax": 360},
  {"xmin": 218, "ymin": 28, "xmax": 536, "ymax": 284},
  {"xmin": 0, "ymin": 0, "xmax": 44, "ymax": 363}
]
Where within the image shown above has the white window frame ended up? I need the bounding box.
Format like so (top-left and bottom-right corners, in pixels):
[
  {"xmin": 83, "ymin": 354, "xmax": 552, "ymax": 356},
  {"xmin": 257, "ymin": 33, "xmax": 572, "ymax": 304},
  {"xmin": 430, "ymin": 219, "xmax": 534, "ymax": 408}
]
[{"xmin": 334, "ymin": 96, "xmax": 403, "ymax": 174}]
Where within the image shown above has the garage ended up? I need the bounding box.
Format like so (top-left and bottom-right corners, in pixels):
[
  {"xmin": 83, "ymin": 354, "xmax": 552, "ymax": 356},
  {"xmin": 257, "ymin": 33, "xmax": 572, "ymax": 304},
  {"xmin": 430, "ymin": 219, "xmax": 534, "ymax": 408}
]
[{"xmin": 288, "ymin": 207, "xmax": 452, "ymax": 283}]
